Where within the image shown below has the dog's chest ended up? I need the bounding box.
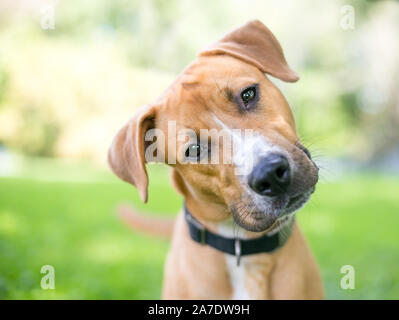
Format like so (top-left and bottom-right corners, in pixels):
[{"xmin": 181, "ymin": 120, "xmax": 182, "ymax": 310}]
[
  {"xmin": 217, "ymin": 220, "xmax": 267, "ymax": 300},
  {"xmin": 224, "ymin": 254, "xmax": 251, "ymax": 299},
  {"xmin": 216, "ymin": 220, "xmax": 275, "ymax": 299}
]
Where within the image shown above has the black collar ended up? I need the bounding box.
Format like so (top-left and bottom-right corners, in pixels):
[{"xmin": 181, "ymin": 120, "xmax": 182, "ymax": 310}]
[{"xmin": 184, "ymin": 206, "xmax": 294, "ymax": 266}]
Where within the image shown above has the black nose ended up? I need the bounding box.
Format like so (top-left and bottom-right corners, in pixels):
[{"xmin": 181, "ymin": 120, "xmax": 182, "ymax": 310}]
[{"xmin": 248, "ymin": 154, "xmax": 291, "ymax": 196}]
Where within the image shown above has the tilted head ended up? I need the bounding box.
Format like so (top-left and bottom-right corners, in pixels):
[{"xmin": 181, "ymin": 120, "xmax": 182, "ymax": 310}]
[{"xmin": 108, "ymin": 20, "xmax": 318, "ymax": 233}]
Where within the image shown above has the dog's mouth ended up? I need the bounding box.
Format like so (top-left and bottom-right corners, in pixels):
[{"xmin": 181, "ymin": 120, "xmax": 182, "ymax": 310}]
[
  {"xmin": 285, "ymin": 189, "xmax": 313, "ymax": 212},
  {"xmin": 230, "ymin": 188, "xmax": 314, "ymax": 233}
]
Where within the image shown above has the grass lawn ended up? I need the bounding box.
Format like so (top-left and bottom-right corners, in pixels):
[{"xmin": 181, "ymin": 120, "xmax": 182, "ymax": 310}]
[{"xmin": 0, "ymin": 158, "xmax": 398, "ymax": 299}]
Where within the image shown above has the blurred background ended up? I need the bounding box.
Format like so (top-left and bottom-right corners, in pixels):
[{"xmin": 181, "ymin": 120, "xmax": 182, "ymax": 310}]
[{"xmin": 0, "ymin": 0, "xmax": 398, "ymax": 299}]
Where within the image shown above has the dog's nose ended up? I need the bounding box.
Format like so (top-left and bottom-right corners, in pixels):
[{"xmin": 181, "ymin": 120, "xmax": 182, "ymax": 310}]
[{"xmin": 248, "ymin": 154, "xmax": 291, "ymax": 196}]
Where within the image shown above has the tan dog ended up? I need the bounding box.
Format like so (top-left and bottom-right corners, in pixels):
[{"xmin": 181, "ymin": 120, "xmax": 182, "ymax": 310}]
[{"xmin": 109, "ymin": 20, "xmax": 323, "ymax": 299}]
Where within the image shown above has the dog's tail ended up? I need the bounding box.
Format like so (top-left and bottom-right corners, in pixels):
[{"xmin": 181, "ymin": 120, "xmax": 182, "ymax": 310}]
[{"xmin": 118, "ymin": 205, "xmax": 175, "ymax": 239}]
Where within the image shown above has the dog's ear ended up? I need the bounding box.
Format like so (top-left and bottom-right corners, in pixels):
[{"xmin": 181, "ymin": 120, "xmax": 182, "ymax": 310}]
[
  {"xmin": 199, "ymin": 20, "xmax": 299, "ymax": 82},
  {"xmin": 108, "ymin": 105, "xmax": 156, "ymax": 203}
]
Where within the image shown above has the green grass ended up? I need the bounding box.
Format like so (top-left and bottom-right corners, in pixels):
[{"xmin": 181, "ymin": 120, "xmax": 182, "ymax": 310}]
[{"xmin": 0, "ymin": 159, "xmax": 398, "ymax": 299}]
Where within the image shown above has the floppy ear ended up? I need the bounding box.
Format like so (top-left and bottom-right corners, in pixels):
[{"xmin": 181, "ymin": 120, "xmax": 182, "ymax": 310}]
[
  {"xmin": 199, "ymin": 20, "xmax": 299, "ymax": 82},
  {"xmin": 108, "ymin": 105, "xmax": 156, "ymax": 203}
]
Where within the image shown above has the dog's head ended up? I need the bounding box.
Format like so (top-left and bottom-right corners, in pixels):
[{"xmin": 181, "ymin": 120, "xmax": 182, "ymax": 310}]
[{"xmin": 109, "ymin": 20, "xmax": 318, "ymax": 233}]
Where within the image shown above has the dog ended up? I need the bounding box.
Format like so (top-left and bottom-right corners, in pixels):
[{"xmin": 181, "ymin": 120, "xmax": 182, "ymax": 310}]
[{"xmin": 108, "ymin": 20, "xmax": 323, "ymax": 299}]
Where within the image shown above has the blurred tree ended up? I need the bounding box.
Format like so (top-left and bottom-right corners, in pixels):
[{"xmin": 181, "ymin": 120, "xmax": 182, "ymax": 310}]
[
  {"xmin": 0, "ymin": 0, "xmax": 398, "ymax": 165},
  {"xmin": 0, "ymin": 65, "xmax": 8, "ymax": 105}
]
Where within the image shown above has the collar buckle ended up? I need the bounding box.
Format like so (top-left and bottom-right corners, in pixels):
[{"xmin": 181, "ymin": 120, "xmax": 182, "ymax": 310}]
[
  {"xmin": 186, "ymin": 209, "xmax": 206, "ymax": 245},
  {"xmin": 199, "ymin": 227, "xmax": 206, "ymax": 245}
]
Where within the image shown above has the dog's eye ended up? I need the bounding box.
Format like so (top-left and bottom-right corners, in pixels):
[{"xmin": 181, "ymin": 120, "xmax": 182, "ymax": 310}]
[
  {"xmin": 241, "ymin": 86, "xmax": 256, "ymax": 105},
  {"xmin": 185, "ymin": 144, "xmax": 204, "ymax": 160}
]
